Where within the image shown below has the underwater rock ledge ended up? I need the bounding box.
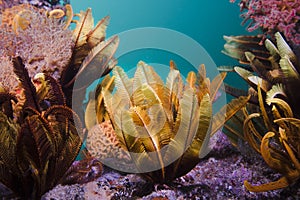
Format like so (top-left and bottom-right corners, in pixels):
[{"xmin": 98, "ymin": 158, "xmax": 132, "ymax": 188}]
[{"xmin": 42, "ymin": 131, "xmax": 300, "ymax": 200}]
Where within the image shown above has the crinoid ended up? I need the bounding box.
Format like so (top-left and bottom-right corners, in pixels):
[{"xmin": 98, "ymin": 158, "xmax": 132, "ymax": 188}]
[
  {"xmin": 60, "ymin": 5, "xmax": 119, "ymax": 112},
  {"xmin": 220, "ymin": 32, "xmax": 300, "ymax": 191},
  {"xmin": 243, "ymin": 87, "xmax": 300, "ymax": 192},
  {"xmin": 0, "ymin": 57, "xmax": 82, "ymax": 199},
  {"xmin": 84, "ymin": 60, "xmax": 249, "ymax": 183}
]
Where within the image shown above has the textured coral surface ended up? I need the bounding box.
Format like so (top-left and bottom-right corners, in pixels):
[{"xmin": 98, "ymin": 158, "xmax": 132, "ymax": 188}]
[
  {"xmin": 0, "ymin": 4, "xmax": 74, "ymax": 79},
  {"xmin": 0, "ymin": 55, "xmax": 18, "ymax": 90},
  {"xmin": 231, "ymin": 0, "xmax": 300, "ymax": 44},
  {"xmin": 42, "ymin": 132, "xmax": 300, "ymax": 199},
  {"xmin": 0, "ymin": 0, "xmax": 69, "ymax": 11}
]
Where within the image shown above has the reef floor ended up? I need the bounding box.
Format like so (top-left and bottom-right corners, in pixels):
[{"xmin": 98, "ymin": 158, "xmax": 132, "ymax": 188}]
[
  {"xmin": 43, "ymin": 131, "xmax": 300, "ymax": 199},
  {"xmin": 1, "ymin": 132, "xmax": 299, "ymax": 199}
]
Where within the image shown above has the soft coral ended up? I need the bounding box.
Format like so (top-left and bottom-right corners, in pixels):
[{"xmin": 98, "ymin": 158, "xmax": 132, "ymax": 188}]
[{"xmin": 231, "ymin": 0, "xmax": 300, "ymax": 45}]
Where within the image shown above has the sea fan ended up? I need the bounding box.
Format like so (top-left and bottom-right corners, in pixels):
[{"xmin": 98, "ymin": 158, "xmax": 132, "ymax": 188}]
[
  {"xmin": 84, "ymin": 61, "xmax": 248, "ymax": 183},
  {"xmin": 220, "ymin": 32, "xmax": 300, "ymax": 191}
]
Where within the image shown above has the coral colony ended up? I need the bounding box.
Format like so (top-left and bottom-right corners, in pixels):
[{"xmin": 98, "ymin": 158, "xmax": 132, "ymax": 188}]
[
  {"xmin": 230, "ymin": 0, "xmax": 300, "ymax": 45},
  {"xmin": 0, "ymin": 0, "xmax": 300, "ymax": 199}
]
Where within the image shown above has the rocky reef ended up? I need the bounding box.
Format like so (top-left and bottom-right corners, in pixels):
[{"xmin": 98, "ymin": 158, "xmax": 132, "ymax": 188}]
[{"xmin": 43, "ymin": 131, "xmax": 300, "ymax": 199}]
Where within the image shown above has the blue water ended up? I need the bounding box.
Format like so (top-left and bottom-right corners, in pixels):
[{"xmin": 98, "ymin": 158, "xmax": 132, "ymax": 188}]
[
  {"xmin": 72, "ymin": 1, "xmax": 246, "ymax": 61},
  {"xmin": 72, "ymin": 0, "xmax": 250, "ymax": 93}
]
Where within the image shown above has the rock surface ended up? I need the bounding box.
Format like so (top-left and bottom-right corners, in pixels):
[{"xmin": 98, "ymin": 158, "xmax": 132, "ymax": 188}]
[{"xmin": 41, "ymin": 132, "xmax": 300, "ymax": 199}]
